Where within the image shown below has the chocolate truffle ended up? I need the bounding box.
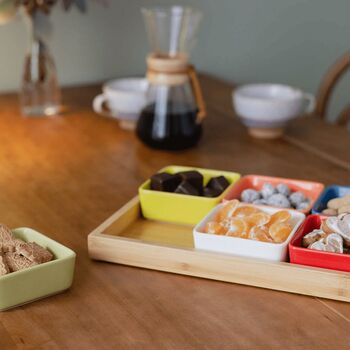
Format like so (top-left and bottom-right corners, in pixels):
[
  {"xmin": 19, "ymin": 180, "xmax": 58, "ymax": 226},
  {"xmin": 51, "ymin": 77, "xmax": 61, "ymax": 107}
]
[
  {"xmin": 150, "ymin": 172, "xmax": 181, "ymax": 192},
  {"xmin": 203, "ymin": 187, "xmax": 221, "ymax": 198},
  {"xmin": 174, "ymin": 181, "xmax": 200, "ymax": 196},
  {"xmin": 206, "ymin": 176, "xmax": 230, "ymax": 193},
  {"xmin": 177, "ymin": 171, "xmax": 203, "ymax": 194}
]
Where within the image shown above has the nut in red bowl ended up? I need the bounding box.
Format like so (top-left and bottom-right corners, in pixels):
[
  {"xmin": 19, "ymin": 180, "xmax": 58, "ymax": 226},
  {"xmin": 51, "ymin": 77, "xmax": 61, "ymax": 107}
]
[
  {"xmin": 289, "ymin": 214, "xmax": 350, "ymax": 272},
  {"xmin": 224, "ymin": 175, "xmax": 324, "ymax": 214}
]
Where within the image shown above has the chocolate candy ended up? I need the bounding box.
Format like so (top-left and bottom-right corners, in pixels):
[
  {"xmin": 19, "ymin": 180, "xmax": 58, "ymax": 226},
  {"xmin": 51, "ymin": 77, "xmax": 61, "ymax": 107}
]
[
  {"xmin": 177, "ymin": 171, "xmax": 203, "ymax": 194},
  {"xmin": 206, "ymin": 176, "xmax": 230, "ymax": 193},
  {"xmin": 203, "ymin": 187, "xmax": 221, "ymax": 198},
  {"xmin": 150, "ymin": 172, "xmax": 181, "ymax": 192},
  {"xmin": 149, "ymin": 170, "xmax": 230, "ymax": 198},
  {"xmin": 175, "ymin": 181, "xmax": 199, "ymax": 196}
]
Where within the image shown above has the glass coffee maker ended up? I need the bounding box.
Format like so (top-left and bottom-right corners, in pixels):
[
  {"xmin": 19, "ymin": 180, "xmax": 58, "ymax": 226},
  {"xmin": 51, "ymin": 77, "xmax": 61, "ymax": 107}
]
[{"xmin": 137, "ymin": 6, "xmax": 206, "ymax": 151}]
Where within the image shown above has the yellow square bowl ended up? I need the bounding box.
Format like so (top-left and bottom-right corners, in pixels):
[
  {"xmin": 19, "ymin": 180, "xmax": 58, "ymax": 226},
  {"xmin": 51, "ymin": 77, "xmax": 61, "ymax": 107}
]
[
  {"xmin": 0, "ymin": 227, "xmax": 76, "ymax": 311},
  {"xmin": 139, "ymin": 165, "xmax": 241, "ymax": 225}
]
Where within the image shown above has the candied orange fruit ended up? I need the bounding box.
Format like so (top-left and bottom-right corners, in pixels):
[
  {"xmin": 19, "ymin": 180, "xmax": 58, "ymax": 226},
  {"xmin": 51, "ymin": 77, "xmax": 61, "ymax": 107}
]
[
  {"xmin": 234, "ymin": 205, "xmax": 261, "ymax": 218},
  {"xmin": 205, "ymin": 221, "xmax": 226, "ymax": 235},
  {"xmin": 216, "ymin": 199, "xmax": 239, "ymax": 221},
  {"xmin": 249, "ymin": 226, "xmax": 273, "ymax": 242},
  {"xmin": 207, "ymin": 200, "xmax": 293, "ymax": 244},
  {"xmin": 267, "ymin": 210, "xmax": 291, "ymax": 227},
  {"xmin": 269, "ymin": 222, "xmax": 292, "ymax": 243},
  {"xmin": 225, "ymin": 217, "xmax": 249, "ymax": 238},
  {"xmin": 246, "ymin": 212, "xmax": 270, "ymax": 228}
]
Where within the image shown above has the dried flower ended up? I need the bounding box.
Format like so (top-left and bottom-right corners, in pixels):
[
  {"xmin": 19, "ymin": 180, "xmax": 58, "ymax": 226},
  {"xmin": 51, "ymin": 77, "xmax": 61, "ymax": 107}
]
[
  {"xmin": 0, "ymin": 0, "xmax": 17, "ymax": 23},
  {"xmin": 62, "ymin": 0, "xmax": 86, "ymax": 12},
  {"xmin": 19, "ymin": 0, "xmax": 57, "ymax": 15},
  {"xmin": 17, "ymin": 0, "xmax": 101, "ymax": 15}
]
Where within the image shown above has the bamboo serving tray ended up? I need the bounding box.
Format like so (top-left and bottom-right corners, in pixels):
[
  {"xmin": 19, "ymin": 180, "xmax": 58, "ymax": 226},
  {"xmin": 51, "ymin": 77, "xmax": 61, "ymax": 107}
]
[{"xmin": 88, "ymin": 196, "xmax": 350, "ymax": 302}]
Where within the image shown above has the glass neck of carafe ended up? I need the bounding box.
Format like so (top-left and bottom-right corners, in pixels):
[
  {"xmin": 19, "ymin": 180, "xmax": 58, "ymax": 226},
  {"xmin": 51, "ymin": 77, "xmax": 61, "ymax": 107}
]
[{"xmin": 142, "ymin": 6, "xmax": 202, "ymax": 58}]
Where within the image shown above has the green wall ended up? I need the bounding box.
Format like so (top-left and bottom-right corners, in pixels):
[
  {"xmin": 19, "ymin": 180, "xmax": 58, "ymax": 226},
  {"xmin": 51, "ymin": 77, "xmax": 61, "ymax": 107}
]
[{"xmin": 1, "ymin": 0, "xmax": 350, "ymax": 119}]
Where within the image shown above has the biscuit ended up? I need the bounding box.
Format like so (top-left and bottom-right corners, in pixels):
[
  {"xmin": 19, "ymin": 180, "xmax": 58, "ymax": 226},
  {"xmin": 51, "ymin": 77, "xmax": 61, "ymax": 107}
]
[
  {"xmin": 5, "ymin": 252, "xmax": 38, "ymax": 272},
  {"xmin": 0, "ymin": 253, "xmax": 9, "ymax": 276},
  {"xmin": 0, "ymin": 224, "xmax": 54, "ymax": 275},
  {"xmin": 0, "ymin": 224, "xmax": 16, "ymax": 252},
  {"xmin": 17, "ymin": 242, "xmax": 53, "ymax": 264}
]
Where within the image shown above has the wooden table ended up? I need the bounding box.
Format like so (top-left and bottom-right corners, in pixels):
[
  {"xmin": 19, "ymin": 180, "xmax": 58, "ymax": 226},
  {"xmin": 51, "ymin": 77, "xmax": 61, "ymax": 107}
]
[{"xmin": 0, "ymin": 75, "xmax": 349, "ymax": 349}]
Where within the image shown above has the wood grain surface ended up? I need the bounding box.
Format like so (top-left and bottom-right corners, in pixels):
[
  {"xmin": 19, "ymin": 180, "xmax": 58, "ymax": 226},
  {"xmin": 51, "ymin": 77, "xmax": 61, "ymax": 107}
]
[{"xmin": 0, "ymin": 74, "xmax": 349, "ymax": 349}]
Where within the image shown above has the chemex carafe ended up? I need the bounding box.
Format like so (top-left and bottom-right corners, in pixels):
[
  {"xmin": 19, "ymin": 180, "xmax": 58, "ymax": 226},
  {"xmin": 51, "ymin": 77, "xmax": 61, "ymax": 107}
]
[{"xmin": 136, "ymin": 6, "xmax": 206, "ymax": 150}]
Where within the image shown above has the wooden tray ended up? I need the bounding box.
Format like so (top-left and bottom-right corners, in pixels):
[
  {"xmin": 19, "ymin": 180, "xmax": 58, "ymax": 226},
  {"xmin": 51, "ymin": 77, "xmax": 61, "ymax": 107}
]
[{"xmin": 88, "ymin": 197, "xmax": 350, "ymax": 302}]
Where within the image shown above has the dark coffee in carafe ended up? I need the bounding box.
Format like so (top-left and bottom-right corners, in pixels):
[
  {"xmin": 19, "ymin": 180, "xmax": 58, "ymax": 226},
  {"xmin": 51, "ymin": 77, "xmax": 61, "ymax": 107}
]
[
  {"xmin": 137, "ymin": 103, "xmax": 202, "ymax": 150},
  {"xmin": 138, "ymin": 7, "xmax": 206, "ymax": 151}
]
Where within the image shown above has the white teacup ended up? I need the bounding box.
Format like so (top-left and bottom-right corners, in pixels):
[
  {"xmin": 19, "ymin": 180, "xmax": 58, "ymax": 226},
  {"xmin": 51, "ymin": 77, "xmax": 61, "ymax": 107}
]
[
  {"xmin": 233, "ymin": 83, "xmax": 315, "ymax": 139},
  {"xmin": 93, "ymin": 78, "xmax": 148, "ymax": 122}
]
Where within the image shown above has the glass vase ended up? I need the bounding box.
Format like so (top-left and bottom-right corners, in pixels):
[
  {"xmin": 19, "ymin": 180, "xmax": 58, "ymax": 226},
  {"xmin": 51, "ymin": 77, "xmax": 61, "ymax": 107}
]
[{"xmin": 20, "ymin": 11, "xmax": 61, "ymax": 117}]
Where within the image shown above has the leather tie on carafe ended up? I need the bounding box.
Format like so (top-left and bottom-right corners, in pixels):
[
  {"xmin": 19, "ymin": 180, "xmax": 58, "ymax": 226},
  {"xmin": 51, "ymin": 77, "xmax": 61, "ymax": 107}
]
[{"xmin": 146, "ymin": 53, "xmax": 207, "ymax": 122}]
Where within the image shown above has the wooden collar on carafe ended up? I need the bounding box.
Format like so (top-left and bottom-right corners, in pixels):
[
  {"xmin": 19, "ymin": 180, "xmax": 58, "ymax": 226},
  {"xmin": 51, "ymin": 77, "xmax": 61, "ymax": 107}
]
[{"xmin": 147, "ymin": 53, "xmax": 190, "ymax": 86}]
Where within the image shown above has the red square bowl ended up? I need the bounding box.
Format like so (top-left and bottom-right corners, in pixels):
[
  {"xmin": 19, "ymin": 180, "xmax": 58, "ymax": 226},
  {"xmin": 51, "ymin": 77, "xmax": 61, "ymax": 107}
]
[
  {"xmin": 289, "ymin": 214, "xmax": 350, "ymax": 272},
  {"xmin": 224, "ymin": 175, "xmax": 324, "ymax": 214}
]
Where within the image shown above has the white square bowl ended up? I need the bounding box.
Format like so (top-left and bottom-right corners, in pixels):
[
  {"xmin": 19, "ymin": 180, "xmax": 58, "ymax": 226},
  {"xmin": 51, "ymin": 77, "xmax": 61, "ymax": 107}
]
[{"xmin": 193, "ymin": 204, "xmax": 305, "ymax": 262}]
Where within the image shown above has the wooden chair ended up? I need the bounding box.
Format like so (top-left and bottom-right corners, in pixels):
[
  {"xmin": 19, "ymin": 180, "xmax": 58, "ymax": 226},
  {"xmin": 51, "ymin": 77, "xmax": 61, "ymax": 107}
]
[{"xmin": 316, "ymin": 51, "xmax": 350, "ymax": 125}]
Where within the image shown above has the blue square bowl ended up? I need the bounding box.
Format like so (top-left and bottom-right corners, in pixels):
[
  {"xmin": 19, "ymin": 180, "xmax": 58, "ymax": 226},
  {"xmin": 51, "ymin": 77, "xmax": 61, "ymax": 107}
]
[{"xmin": 311, "ymin": 185, "xmax": 350, "ymax": 214}]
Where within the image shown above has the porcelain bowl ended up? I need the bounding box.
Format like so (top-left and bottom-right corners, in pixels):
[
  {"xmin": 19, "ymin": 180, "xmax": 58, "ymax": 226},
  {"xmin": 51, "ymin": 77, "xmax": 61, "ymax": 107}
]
[{"xmin": 232, "ymin": 83, "xmax": 315, "ymax": 139}]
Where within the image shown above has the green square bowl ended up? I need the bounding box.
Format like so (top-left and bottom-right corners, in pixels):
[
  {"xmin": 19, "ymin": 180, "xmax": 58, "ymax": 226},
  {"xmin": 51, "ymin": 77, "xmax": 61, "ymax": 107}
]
[
  {"xmin": 139, "ymin": 165, "xmax": 241, "ymax": 225},
  {"xmin": 0, "ymin": 227, "xmax": 76, "ymax": 311}
]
